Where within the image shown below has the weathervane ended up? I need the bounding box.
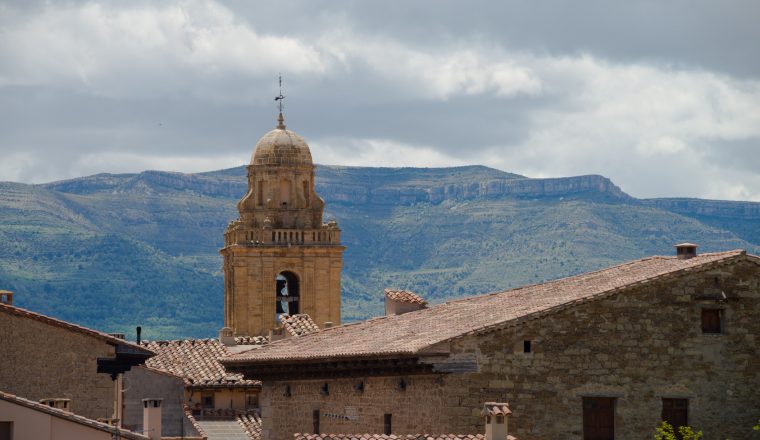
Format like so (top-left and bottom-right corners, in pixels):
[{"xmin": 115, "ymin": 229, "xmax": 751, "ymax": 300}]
[{"xmin": 275, "ymin": 74, "xmax": 286, "ymax": 129}]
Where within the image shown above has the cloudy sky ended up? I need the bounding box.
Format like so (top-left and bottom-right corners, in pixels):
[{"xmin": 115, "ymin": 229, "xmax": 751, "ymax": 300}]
[{"xmin": 1, "ymin": 1, "xmax": 759, "ymax": 200}]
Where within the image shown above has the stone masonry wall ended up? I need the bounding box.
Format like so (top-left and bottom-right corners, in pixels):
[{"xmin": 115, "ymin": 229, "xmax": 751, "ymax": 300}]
[
  {"xmin": 260, "ymin": 259, "xmax": 760, "ymax": 440},
  {"xmin": 446, "ymin": 259, "xmax": 760, "ymax": 439},
  {"xmin": 261, "ymin": 376, "xmax": 449, "ymax": 440},
  {"xmin": 0, "ymin": 312, "xmax": 116, "ymax": 421}
]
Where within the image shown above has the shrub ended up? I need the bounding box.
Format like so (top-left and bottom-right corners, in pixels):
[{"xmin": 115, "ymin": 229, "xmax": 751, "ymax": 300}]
[{"xmin": 654, "ymin": 421, "xmax": 703, "ymax": 440}]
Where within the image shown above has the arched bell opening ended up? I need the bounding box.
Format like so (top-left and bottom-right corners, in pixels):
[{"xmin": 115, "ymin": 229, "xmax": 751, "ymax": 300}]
[{"xmin": 275, "ymin": 271, "xmax": 300, "ymax": 318}]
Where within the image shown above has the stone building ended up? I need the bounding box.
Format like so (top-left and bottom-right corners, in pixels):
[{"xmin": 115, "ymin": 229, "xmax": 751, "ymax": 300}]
[
  {"xmin": 0, "ymin": 297, "xmax": 153, "ymax": 423},
  {"xmin": 223, "ymin": 247, "xmax": 760, "ymax": 440},
  {"xmin": 221, "ymin": 112, "xmax": 345, "ymax": 337}
]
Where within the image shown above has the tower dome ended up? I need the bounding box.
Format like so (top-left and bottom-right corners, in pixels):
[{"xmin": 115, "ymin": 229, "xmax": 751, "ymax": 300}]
[{"xmin": 251, "ymin": 113, "xmax": 313, "ymax": 167}]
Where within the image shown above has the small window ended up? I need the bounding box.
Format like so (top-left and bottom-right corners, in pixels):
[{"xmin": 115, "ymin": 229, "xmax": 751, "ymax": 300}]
[
  {"xmin": 701, "ymin": 309, "xmax": 722, "ymax": 334},
  {"xmin": 202, "ymin": 393, "xmax": 214, "ymax": 409},
  {"xmin": 313, "ymin": 410, "xmax": 320, "ymax": 434},
  {"xmin": 662, "ymin": 398, "xmax": 688, "ymax": 434},
  {"xmin": 523, "ymin": 340, "xmax": 532, "ymax": 353},
  {"xmin": 384, "ymin": 414, "xmax": 392, "ymax": 435}
]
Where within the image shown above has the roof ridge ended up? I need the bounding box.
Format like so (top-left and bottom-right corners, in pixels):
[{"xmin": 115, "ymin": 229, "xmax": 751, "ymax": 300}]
[{"xmin": 0, "ymin": 302, "xmax": 152, "ymax": 355}]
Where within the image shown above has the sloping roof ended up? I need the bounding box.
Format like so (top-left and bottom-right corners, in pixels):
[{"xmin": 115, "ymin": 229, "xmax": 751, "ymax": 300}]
[
  {"xmin": 238, "ymin": 413, "xmax": 262, "ymax": 440},
  {"xmin": 385, "ymin": 289, "xmax": 428, "ymax": 306},
  {"xmin": 280, "ymin": 314, "xmax": 320, "ymax": 336},
  {"xmin": 224, "ymin": 250, "xmax": 751, "ymax": 365},
  {"xmin": 0, "ymin": 302, "xmax": 153, "ymax": 356},
  {"xmin": 294, "ymin": 435, "xmax": 517, "ymax": 440},
  {"xmin": 142, "ymin": 339, "xmax": 260, "ymax": 388},
  {"xmin": 0, "ymin": 390, "xmax": 149, "ymax": 440}
]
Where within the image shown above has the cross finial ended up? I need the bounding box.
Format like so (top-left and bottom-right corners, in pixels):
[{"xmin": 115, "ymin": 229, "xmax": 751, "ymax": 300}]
[{"xmin": 274, "ymin": 74, "xmax": 286, "ymax": 129}]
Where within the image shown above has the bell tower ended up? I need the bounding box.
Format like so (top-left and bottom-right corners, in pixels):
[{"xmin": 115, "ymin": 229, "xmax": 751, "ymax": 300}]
[{"xmin": 221, "ymin": 110, "xmax": 345, "ymax": 336}]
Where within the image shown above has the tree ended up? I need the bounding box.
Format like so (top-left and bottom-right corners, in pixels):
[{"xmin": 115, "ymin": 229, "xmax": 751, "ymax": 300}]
[{"xmin": 654, "ymin": 421, "xmax": 703, "ymax": 440}]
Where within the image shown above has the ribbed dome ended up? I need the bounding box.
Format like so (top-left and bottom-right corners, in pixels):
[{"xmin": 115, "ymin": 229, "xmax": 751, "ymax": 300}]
[{"xmin": 251, "ymin": 127, "xmax": 313, "ymax": 167}]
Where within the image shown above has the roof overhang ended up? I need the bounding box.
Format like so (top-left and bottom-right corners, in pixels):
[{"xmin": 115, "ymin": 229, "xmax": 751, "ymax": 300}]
[
  {"xmin": 225, "ymin": 355, "xmax": 436, "ymax": 381},
  {"xmin": 97, "ymin": 343, "xmax": 154, "ymax": 379}
]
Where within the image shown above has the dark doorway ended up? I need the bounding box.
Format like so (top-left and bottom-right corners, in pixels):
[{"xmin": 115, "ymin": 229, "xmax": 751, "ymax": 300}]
[
  {"xmin": 276, "ymin": 271, "xmax": 300, "ymax": 315},
  {"xmin": 583, "ymin": 397, "xmax": 615, "ymax": 440},
  {"xmin": 384, "ymin": 414, "xmax": 392, "ymax": 435},
  {"xmin": 662, "ymin": 398, "xmax": 688, "ymax": 434}
]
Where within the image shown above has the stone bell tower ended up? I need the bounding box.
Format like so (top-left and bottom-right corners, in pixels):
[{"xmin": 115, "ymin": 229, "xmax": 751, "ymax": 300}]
[{"xmin": 221, "ymin": 111, "xmax": 345, "ymax": 336}]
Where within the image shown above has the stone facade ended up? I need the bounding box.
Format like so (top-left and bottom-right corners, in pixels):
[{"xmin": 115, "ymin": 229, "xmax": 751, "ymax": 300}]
[
  {"xmin": 0, "ymin": 309, "xmax": 118, "ymax": 421},
  {"xmin": 122, "ymin": 366, "xmax": 202, "ymax": 437},
  {"xmin": 256, "ymin": 258, "xmax": 760, "ymax": 440},
  {"xmin": 222, "ymin": 115, "xmax": 344, "ymax": 336}
]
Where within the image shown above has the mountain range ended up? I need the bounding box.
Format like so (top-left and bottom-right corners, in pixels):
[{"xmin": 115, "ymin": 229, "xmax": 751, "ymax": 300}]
[{"xmin": 1, "ymin": 165, "xmax": 759, "ymax": 339}]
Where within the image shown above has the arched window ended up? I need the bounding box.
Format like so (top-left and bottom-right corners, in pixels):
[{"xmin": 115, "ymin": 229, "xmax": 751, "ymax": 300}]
[{"xmin": 275, "ymin": 271, "xmax": 300, "ymax": 316}]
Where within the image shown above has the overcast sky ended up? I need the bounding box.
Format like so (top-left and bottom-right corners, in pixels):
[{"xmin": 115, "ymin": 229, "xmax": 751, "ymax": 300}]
[{"xmin": 1, "ymin": 1, "xmax": 759, "ymax": 200}]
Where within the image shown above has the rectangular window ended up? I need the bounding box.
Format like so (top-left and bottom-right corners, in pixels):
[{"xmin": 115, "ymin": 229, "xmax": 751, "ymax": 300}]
[
  {"xmin": 662, "ymin": 398, "xmax": 688, "ymax": 434},
  {"xmin": 701, "ymin": 309, "xmax": 722, "ymax": 333},
  {"xmin": 523, "ymin": 340, "xmax": 532, "ymax": 353},
  {"xmin": 583, "ymin": 397, "xmax": 615, "ymax": 440},
  {"xmin": 313, "ymin": 410, "xmax": 320, "ymax": 434},
  {"xmin": 0, "ymin": 422, "xmax": 11, "ymax": 440},
  {"xmin": 202, "ymin": 393, "xmax": 214, "ymax": 409},
  {"xmin": 384, "ymin": 414, "xmax": 392, "ymax": 435}
]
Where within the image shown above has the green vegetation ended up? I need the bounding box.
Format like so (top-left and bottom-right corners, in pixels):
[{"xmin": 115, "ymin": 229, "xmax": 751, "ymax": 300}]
[
  {"xmin": 654, "ymin": 421, "xmax": 703, "ymax": 440},
  {"xmin": 2, "ymin": 165, "xmax": 759, "ymax": 339}
]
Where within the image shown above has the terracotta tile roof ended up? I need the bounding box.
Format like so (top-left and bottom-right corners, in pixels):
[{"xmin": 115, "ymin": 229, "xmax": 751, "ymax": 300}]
[
  {"xmin": 225, "ymin": 250, "xmax": 751, "ymax": 365},
  {"xmin": 184, "ymin": 405, "xmax": 208, "ymax": 439},
  {"xmin": 238, "ymin": 413, "xmax": 262, "ymax": 440},
  {"xmin": 385, "ymin": 289, "xmax": 428, "ymax": 306},
  {"xmin": 235, "ymin": 335, "xmax": 269, "ymax": 345},
  {"xmin": 280, "ymin": 314, "xmax": 320, "ymax": 336},
  {"xmin": 142, "ymin": 339, "xmax": 260, "ymax": 388},
  {"xmin": 482, "ymin": 402, "xmax": 512, "ymax": 417},
  {"xmin": 294, "ymin": 435, "xmax": 517, "ymax": 440},
  {"xmin": 0, "ymin": 390, "xmax": 149, "ymax": 440},
  {"xmin": 0, "ymin": 302, "xmax": 153, "ymax": 356}
]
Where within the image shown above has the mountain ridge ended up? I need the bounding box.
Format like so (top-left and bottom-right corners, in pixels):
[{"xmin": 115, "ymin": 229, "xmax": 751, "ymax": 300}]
[{"xmin": 2, "ymin": 165, "xmax": 759, "ymax": 339}]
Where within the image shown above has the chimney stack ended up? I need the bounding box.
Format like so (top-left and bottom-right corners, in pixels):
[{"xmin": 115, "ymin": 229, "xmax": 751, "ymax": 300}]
[
  {"xmin": 219, "ymin": 326, "xmax": 237, "ymax": 346},
  {"xmin": 40, "ymin": 398, "xmax": 71, "ymax": 412},
  {"xmin": 0, "ymin": 290, "xmax": 13, "ymax": 305},
  {"xmin": 142, "ymin": 398, "xmax": 163, "ymax": 440},
  {"xmin": 384, "ymin": 289, "xmax": 428, "ymax": 316},
  {"xmin": 482, "ymin": 402, "xmax": 512, "ymax": 440},
  {"xmin": 136, "ymin": 326, "xmax": 142, "ymax": 344},
  {"xmin": 674, "ymin": 243, "xmax": 698, "ymax": 260}
]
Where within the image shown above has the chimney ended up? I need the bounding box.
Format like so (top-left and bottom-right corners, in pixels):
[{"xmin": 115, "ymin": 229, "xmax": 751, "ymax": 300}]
[
  {"xmin": 219, "ymin": 326, "xmax": 237, "ymax": 346},
  {"xmin": 384, "ymin": 289, "xmax": 428, "ymax": 316},
  {"xmin": 142, "ymin": 398, "xmax": 163, "ymax": 440},
  {"xmin": 674, "ymin": 243, "xmax": 698, "ymax": 260},
  {"xmin": 136, "ymin": 326, "xmax": 142, "ymax": 344},
  {"xmin": 109, "ymin": 333, "xmax": 126, "ymax": 340},
  {"xmin": 0, "ymin": 290, "xmax": 13, "ymax": 305},
  {"xmin": 482, "ymin": 402, "xmax": 512, "ymax": 440},
  {"xmin": 40, "ymin": 398, "xmax": 71, "ymax": 412}
]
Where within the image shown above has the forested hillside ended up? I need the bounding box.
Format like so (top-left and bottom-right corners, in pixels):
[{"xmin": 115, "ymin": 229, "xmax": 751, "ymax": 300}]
[{"xmin": 1, "ymin": 165, "xmax": 758, "ymax": 339}]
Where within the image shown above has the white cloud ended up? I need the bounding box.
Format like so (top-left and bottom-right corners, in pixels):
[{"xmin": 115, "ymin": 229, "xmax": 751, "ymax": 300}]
[
  {"xmin": 0, "ymin": 1, "xmax": 325, "ymax": 98},
  {"xmin": 0, "ymin": 1, "xmax": 759, "ymax": 202}
]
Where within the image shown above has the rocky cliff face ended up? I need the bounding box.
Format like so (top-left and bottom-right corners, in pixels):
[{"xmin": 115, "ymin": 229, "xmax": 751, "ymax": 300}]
[
  {"xmin": 43, "ymin": 166, "xmax": 631, "ymax": 205},
  {"xmin": 642, "ymin": 198, "xmax": 760, "ymax": 219},
  {"xmin": 318, "ymin": 174, "xmax": 630, "ymax": 205}
]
